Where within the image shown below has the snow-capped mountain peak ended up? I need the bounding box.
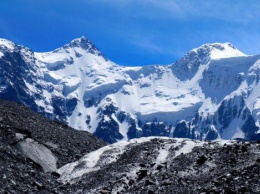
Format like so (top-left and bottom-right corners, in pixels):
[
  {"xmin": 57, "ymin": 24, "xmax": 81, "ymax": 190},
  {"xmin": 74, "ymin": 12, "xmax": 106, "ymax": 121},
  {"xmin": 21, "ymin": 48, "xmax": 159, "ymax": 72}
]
[
  {"xmin": 1, "ymin": 37, "xmax": 260, "ymax": 144},
  {"xmin": 68, "ymin": 36, "xmax": 92, "ymax": 48},
  {"xmin": 192, "ymin": 42, "xmax": 246, "ymax": 60},
  {"xmin": 0, "ymin": 38, "xmax": 16, "ymax": 52},
  {"xmin": 61, "ymin": 36, "xmax": 104, "ymax": 57},
  {"xmin": 171, "ymin": 42, "xmax": 247, "ymax": 81}
]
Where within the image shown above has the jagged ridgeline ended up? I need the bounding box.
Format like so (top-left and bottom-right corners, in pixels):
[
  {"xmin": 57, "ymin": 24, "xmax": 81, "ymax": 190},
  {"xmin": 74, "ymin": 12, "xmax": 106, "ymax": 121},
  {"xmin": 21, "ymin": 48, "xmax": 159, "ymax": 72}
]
[{"xmin": 0, "ymin": 37, "xmax": 260, "ymax": 143}]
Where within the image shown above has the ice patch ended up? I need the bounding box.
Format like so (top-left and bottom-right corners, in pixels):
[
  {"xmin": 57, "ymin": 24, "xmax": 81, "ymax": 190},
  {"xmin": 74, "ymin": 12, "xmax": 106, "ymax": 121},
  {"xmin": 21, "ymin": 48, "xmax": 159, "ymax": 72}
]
[
  {"xmin": 58, "ymin": 137, "xmax": 206, "ymax": 184},
  {"xmin": 104, "ymin": 115, "xmax": 111, "ymax": 122},
  {"xmin": 221, "ymin": 118, "xmax": 245, "ymax": 139},
  {"xmin": 174, "ymin": 139, "xmax": 204, "ymax": 158},
  {"xmin": 18, "ymin": 138, "xmax": 57, "ymax": 172},
  {"xmin": 58, "ymin": 140, "xmax": 130, "ymax": 183},
  {"xmin": 111, "ymin": 113, "xmax": 129, "ymax": 140},
  {"xmin": 156, "ymin": 145, "xmax": 170, "ymax": 164}
]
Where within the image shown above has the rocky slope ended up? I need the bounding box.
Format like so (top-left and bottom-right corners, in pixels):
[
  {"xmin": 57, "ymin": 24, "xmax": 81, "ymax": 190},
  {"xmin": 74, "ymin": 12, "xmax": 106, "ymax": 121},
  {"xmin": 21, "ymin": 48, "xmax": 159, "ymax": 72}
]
[
  {"xmin": 0, "ymin": 100, "xmax": 260, "ymax": 193},
  {"xmin": 1, "ymin": 37, "xmax": 260, "ymax": 143},
  {"xmin": 0, "ymin": 100, "xmax": 106, "ymax": 193},
  {"xmin": 59, "ymin": 137, "xmax": 260, "ymax": 193}
]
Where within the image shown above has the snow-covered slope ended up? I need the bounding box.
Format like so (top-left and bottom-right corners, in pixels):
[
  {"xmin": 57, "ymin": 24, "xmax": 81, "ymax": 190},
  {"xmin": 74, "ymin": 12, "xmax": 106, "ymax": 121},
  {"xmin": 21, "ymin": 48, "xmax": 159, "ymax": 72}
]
[
  {"xmin": 0, "ymin": 37, "xmax": 260, "ymax": 142},
  {"xmin": 58, "ymin": 137, "xmax": 205, "ymax": 184},
  {"xmin": 55, "ymin": 137, "xmax": 260, "ymax": 193}
]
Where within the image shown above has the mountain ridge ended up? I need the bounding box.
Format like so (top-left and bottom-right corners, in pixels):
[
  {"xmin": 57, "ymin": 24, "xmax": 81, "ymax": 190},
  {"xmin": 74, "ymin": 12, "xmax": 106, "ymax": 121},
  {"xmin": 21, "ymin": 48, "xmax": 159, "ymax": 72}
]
[
  {"xmin": 0, "ymin": 37, "xmax": 246, "ymax": 66},
  {"xmin": 0, "ymin": 37, "xmax": 260, "ymax": 143}
]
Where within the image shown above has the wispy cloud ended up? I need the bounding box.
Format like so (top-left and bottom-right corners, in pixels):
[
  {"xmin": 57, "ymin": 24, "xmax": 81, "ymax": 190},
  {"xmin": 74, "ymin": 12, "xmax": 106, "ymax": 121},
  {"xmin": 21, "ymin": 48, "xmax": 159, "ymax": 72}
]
[
  {"xmin": 190, "ymin": 1, "xmax": 260, "ymax": 22},
  {"xmin": 129, "ymin": 34, "xmax": 179, "ymax": 57},
  {"xmin": 130, "ymin": 36, "xmax": 164, "ymax": 53},
  {"xmin": 91, "ymin": 0, "xmax": 260, "ymax": 23}
]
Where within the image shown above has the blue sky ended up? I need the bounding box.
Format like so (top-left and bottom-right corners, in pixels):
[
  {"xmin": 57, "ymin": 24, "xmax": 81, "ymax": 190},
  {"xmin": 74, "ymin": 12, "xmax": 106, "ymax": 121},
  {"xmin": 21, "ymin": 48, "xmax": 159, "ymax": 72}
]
[{"xmin": 0, "ymin": 0, "xmax": 260, "ymax": 66}]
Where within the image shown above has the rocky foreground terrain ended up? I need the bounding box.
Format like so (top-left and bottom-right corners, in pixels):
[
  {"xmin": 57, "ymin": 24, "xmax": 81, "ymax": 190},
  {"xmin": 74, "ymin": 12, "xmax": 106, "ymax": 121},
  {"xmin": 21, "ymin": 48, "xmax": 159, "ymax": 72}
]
[
  {"xmin": 58, "ymin": 138, "xmax": 260, "ymax": 194},
  {"xmin": 0, "ymin": 100, "xmax": 106, "ymax": 193},
  {"xmin": 1, "ymin": 100, "xmax": 260, "ymax": 193}
]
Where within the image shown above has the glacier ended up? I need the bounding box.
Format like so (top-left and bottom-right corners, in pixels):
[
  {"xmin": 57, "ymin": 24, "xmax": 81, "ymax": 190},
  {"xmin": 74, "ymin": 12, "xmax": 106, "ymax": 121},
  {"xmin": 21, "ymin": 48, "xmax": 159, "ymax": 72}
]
[{"xmin": 0, "ymin": 36, "xmax": 260, "ymax": 143}]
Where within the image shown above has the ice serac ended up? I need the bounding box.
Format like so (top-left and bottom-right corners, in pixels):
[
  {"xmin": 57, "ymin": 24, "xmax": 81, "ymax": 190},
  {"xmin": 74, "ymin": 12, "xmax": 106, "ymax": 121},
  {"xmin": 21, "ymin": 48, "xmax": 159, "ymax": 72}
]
[{"xmin": 0, "ymin": 38, "xmax": 259, "ymax": 143}]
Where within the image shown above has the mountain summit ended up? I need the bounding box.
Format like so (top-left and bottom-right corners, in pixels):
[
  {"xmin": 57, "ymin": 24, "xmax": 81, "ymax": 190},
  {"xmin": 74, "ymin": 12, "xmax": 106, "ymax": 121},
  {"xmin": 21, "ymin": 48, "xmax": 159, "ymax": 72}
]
[
  {"xmin": 64, "ymin": 36, "xmax": 103, "ymax": 56},
  {"xmin": 192, "ymin": 42, "xmax": 246, "ymax": 60},
  {"xmin": 0, "ymin": 37, "xmax": 260, "ymax": 143}
]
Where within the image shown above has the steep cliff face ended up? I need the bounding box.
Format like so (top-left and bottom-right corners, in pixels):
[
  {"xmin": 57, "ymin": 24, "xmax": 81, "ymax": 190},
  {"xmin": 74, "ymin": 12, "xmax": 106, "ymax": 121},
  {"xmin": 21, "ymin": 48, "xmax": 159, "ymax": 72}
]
[{"xmin": 0, "ymin": 37, "xmax": 260, "ymax": 142}]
